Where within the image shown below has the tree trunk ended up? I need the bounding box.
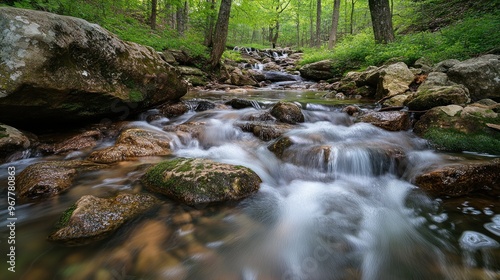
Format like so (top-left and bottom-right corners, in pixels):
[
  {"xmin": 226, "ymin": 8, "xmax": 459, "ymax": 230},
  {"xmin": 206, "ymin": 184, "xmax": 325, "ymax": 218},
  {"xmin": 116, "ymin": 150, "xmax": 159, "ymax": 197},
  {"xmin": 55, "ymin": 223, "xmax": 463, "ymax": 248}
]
[
  {"xmin": 150, "ymin": 0, "xmax": 157, "ymax": 29},
  {"xmin": 316, "ymin": 0, "xmax": 321, "ymax": 47},
  {"xmin": 210, "ymin": 0, "xmax": 232, "ymax": 68},
  {"xmin": 368, "ymin": 0, "xmax": 394, "ymax": 44},
  {"xmin": 328, "ymin": 0, "xmax": 341, "ymax": 49},
  {"xmin": 309, "ymin": 0, "xmax": 314, "ymax": 47},
  {"xmin": 350, "ymin": 0, "xmax": 355, "ymax": 34},
  {"xmin": 204, "ymin": 0, "xmax": 216, "ymax": 47}
]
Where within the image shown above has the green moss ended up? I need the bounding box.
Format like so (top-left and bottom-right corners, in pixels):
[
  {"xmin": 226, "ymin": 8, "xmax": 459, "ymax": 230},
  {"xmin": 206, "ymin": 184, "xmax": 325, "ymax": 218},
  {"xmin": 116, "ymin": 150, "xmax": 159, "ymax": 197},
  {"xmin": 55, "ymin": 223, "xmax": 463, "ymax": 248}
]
[
  {"xmin": 424, "ymin": 128, "xmax": 500, "ymax": 155},
  {"xmin": 128, "ymin": 90, "xmax": 144, "ymax": 102},
  {"xmin": 0, "ymin": 125, "xmax": 7, "ymax": 138},
  {"xmin": 55, "ymin": 204, "xmax": 77, "ymax": 229}
]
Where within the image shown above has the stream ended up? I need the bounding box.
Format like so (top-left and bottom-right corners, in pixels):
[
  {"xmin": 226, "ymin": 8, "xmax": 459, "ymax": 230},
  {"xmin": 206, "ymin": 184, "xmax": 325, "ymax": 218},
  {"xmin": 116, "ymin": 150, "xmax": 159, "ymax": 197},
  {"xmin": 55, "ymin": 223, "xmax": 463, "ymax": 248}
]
[{"xmin": 1, "ymin": 89, "xmax": 499, "ymax": 279}]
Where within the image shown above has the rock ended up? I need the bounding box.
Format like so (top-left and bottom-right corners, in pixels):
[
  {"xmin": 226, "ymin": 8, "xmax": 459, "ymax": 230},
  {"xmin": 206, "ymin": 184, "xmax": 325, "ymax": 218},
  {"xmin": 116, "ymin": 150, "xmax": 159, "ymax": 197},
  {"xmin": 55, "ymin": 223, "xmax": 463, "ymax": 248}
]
[
  {"xmin": 88, "ymin": 128, "xmax": 174, "ymax": 163},
  {"xmin": 418, "ymin": 72, "xmax": 451, "ymax": 89},
  {"xmin": 0, "ymin": 124, "xmax": 31, "ymax": 163},
  {"xmin": 413, "ymin": 57, "xmax": 433, "ymax": 72},
  {"xmin": 37, "ymin": 130, "xmax": 102, "ymax": 155},
  {"xmin": 142, "ymin": 157, "xmax": 261, "ymax": 206},
  {"xmin": 358, "ymin": 111, "xmax": 411, "ymax": 131},
  {"xmin": 270, "ymin": 101, "xmax": 304, "ymax": 124},
  {"xmin": 405, "ymin": 84, "xmax": 470, "ymax": 111},
  {"xmin": 264, "ymin": 71, "xmax": 301, "ymax": 82},
  {"xmin": 342, "ymin": 105, "xmax": 361, "ymax": 116},
  {"xmin": 18, "ymin": 160, "xmax": 106, "ymax": 201},
  {"xmin": 0, "ymin": 7, "xmax": 187, "ymax": 128},
  {"xmin": 225, "ymin": 99, "xmax": 261, "ymax": 109},
  {"xmin": 299, "ymin": 59, "xmax": 335, "ymax": 81},
  {"xmin": 376, "ymin": 62, "xmax": 415, "ymax": 99},
  {"xmin": 432, "ymin": 59, "xmax": 460, "ymax": 73},
  {"xmin": 229, "ymin": 68, "xmax": 258, "ymax": 86},
  {"xmin": 415, "ymin": 159, "xmax": 500, "ymax": 196},
  {"xmin": 383, "ymin": 94, "xmax": 410, "ymax": 107},
  {"xmin": 48, "ymin": 193, "xmax": 158, "ymax": 245},
  {"xmin": 184, "ymin": 99, "xmax": 216, "ymax": 112},
  {"xmin": 177, "ymin": 66, "xmax": 208, "ymax": 87},
  {"xmin": 157, "ymin": 102, "xmax": 190, "ymax": 118},
  {"xmin": 413, "ymin": 103, "xmax": 500, "ymax": 154},
  {"xmin": 447, "ymin": 55, "xmax": 500, "ymax": 101},
  {"xmin": 235, "ymin": 122, "xmax": 294, "ymax": 141}
]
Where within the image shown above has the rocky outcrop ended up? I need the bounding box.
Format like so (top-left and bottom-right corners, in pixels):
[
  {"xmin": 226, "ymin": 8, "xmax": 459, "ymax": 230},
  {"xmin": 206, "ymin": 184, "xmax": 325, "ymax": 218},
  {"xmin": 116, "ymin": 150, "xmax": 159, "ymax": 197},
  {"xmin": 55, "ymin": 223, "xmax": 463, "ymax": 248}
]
[
  {"xmin": 88, "ymin": 128, "xmax": 174, "ymax": 163},
  {"xmin": 447, "ymin": 55, "xmax": 500, "ymax": 101},
  {"xmin": 18, "ymin": 160, "xmax": 106, "ymax": 201},
  {"xmin": 0, "ymin": 124, "xmax": 32, "ymax": 163},
  {"xmin": 375, "ymin": 62, "xmax": 415, "ymax": 99},
  {"xmin": 413, "ymin": 100, "xmax": 500, "ymax": 155},
  {"xmin": 415, "ymin": 159, "xmax": 500, "ymax": 196},
  {"xmin": 0, "ymin": 7, "xmax": 187, "ymax": 128},
  {"xmin": 299, "ymin": 60, "xmax": 335, "ymax": 81},
  {"xmin": 48, "ymin": 193, "xmax": 158, "ymax": 245},
  {"xmin": 270, "ymin": 101, "xmax": 304, "ymax": 124},
  {"xmin": 357, "ymin": 111, "xmax": 411, "ymax": 131},
  {"xmin": 142, "ymin": 157, "xmax": 261, "ymax": 206}
]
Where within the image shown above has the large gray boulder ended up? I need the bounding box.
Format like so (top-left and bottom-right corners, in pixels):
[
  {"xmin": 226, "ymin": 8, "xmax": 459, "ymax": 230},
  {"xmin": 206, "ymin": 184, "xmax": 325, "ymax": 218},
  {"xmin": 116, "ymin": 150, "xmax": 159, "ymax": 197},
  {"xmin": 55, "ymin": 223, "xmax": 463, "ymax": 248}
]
[
  {"xmin": 0, "ymin": 7, "xmax": 187, "ymax": 127},
  {"xmin": 299, "ymin": 60, "xmax": 335, "ymax": 81},
  {"xmin": 447, "ymin": 55, "xmax": 500, "ymax": 101}
]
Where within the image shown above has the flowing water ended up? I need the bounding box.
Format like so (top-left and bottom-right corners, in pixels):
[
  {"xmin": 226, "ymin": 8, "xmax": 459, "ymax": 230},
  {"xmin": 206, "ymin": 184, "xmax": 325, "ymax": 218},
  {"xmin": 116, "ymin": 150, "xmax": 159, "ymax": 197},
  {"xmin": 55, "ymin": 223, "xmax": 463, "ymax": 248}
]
[{"xmin": 1, "ymin": 89, "xmax": 499, "ymax": 279}]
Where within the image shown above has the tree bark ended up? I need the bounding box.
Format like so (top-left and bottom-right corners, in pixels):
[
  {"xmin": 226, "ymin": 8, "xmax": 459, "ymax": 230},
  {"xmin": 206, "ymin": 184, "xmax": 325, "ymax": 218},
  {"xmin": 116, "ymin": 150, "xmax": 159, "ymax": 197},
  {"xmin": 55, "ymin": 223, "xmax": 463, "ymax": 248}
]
[
  {"xmin": 316, "ymin": 0, "xmax": 322, "ymax": 47},
  {"xmin": 368, "ymin": 0, "xmax": 395, "ymax": 44},
  {"xmin": 204, "ymin": 0, "xmax": 216, "ymax": 47},
  {"xmin": 210, "ymin": 0, "xmax": 232, "ymax": 68},
  {"xmin": 327, "ymin": 0, "xmax": 341, "ymax": 49},
  {"xmin": 150, "ymin": 0, "xmax": 157, "ymax": 29}
]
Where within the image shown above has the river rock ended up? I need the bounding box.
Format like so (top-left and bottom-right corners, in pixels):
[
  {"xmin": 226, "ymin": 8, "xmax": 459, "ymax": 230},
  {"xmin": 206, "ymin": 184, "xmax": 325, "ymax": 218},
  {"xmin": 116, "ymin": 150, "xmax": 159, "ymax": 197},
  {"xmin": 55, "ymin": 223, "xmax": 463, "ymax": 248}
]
[
  {"xmin": 405, "ymin": 84, "xmax": 471, "ymax": 111},
  {"xmin": 264, "ymin": 71, "xmax": 300, "ymax": 82},
  {"xmin": 229, "ymin": 68, "xmax": 258, "ymax": 86},
  {"xmin": 48, "ymin": 193, "xmax": 158, "ymax": 245},
  {"xmin": 415, "ymin": 159, "xmax": 500, "ymax": 196},
  {"xmin": 376, "ymin": 62, "xmax": 415, "ymax": 99},
  {"xmin": 37, "ymin": 129, "xmax": 103, "ymax": 155},
  {"xmin": 157, "ymin": 102, "xmax": 190, "ymax": 118},
  {"xmin": 447, "ymin": 55, "xmax": 500, "ymax": 101},
  {"xmin": 0, "ymin": 124, "xmax": 32, "ymax": 163},
  {"xmin": 18, "ymin": 160, "xmax": 106, "ymax": 201},
  {"xmin": 270, "ymin": 101, "xmax": 304, "ymax": 124},
  {"xmin": 413, "ymin": 102, "xmax": 500, "ymax": 155},
  {"xmin": 299, "ymin": 60, "xmax": 335, "ymax": 81},
  {"xmin": 235, "ymin": 121, "xmax": 294, "ymax": 141},
  {"xmin": 88, "ymin": 128, "xmax": 174, "ymax": 163},
  {"xmin": 177, "ymin": 66, "xmax": 208, "ymax": 87},
  {"xmin": 432, "ymin": 59, "xmax": 460, "ymax": 73},
  {"xmin": 0, "ymin": 7, "xmax": 187, "ymax": 128},
  {"xmin": 357, "ymin": 111, "xmax": 411, "ymax": 131},
  {"xmin": 225, "ymin": 98, "xmax": 261, "ymax": 109},
  {"xmin": 142, "ymin": 157, "xmax": 261, "ymax": 206}
]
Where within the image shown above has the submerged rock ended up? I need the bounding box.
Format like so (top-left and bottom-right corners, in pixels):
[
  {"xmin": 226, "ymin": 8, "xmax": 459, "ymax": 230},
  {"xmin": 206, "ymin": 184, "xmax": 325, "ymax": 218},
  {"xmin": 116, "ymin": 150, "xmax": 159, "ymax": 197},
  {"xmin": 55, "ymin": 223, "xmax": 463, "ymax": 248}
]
[
  {"xmin": 142, "ymin": 157, "xmax": 261, "ymax": 206},
  {"xmin": 48, "ymin": 193, "xmax": 158, "ymax": 245},
  {"xmin": 0, "ymin": 124, "xmax": 32, "ymax": 163},
  {"xmin": 88, "ymin": 128, "xmax": 174, "ymax": 163},
  {"xmin": 270, "ymin": 101, "xmax": 304, "ymax": 124},
  {"xmin": 0, "ymin": 7, "xmax": 187, "ymax": 128},
  {"xmin": 235, "ymin": 121, "xmax": 294, "ymax": 141},
  {"xmin": 18, "ymin": 160, "xmax": 106, "ymax": 201},
  {"xmin": 415, "ymin": 159, "xmax": 500, "ymax": 196}
]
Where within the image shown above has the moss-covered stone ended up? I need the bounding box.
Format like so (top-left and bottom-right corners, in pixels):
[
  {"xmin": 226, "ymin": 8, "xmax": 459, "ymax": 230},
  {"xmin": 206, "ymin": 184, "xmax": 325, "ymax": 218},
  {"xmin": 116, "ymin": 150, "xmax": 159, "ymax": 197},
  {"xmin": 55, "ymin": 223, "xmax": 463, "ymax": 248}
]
[
  {"xmin": 406, "ymin": 85, "xmax": 471, "ymax": 111},
  {"xmin": 142, "ymin": 157, "xmax": 261, "ymax": 206},
  {"xmin": 414, "ymin": 103, "xmax": 500, "ymax": 155},
  {"xmin": 49, "ymin": 193, "xmax": 158, "ymax": 246}
]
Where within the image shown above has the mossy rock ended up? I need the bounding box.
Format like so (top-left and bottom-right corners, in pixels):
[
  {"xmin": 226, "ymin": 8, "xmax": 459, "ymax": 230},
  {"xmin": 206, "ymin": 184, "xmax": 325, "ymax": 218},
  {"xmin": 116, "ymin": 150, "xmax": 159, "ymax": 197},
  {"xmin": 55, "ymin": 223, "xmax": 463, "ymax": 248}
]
[
  {"xmin": 142, "ymin": 158, "xmax": 261, "ymax": 206},
  {"xmin": 414, "ymin": 104, "xmax": 500, "ymax": 155},
  {"xmin": 406, "ymin": 85, "xmax": 470, "ymax": 111},
  {"xmin": 49, "ymin": 193, "xmax": 158, "ymax": 246}
]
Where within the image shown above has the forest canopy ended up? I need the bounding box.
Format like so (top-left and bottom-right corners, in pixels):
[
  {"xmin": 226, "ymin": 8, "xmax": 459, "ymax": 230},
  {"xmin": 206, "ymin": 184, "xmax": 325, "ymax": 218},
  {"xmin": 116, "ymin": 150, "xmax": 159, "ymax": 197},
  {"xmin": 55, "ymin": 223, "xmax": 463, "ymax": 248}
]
[{"xmin": 3, "ymin": 0, "xmax": 500, "ymax": 69}]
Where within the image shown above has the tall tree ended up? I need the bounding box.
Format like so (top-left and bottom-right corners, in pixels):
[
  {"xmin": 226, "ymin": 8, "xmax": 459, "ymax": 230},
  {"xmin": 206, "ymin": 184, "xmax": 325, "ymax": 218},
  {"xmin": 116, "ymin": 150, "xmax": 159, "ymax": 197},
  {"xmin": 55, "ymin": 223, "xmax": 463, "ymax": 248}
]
[
  {"xmin": 315, "ymin": 0, "xmax": 321, "ymax": 47},
  {"xmin": 368, "ymin": 0, "xmax": 394, "ymax": 43},
  {"xmin": 327, "ymin": 0, "xmax": 341, "ymax": 49},
  {"xmin": 204, "ymin": 0, "xmax": 217, "ymax": 47},
  {"xmin": 210, "ymin": 0, "xmax": 232, "ymax": 68}
]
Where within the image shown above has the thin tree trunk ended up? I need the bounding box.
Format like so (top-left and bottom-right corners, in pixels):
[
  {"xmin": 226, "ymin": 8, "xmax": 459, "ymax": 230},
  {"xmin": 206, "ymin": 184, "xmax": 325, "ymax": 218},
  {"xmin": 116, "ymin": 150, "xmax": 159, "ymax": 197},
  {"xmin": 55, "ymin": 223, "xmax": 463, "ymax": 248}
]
[
  {"xmin": 328, "ymin": 0, "xmax": 341, "ymax": 49},
  {"xmin": 350, "ymin": 0, "xmax": 355, "ymax": 34},
  {"xmin": 309, "ymin": 0, "xmax": 314, "ymax": 47},
  {"xmin": 210, "ymin": 0, "xmax": 232, "ymax": 68},
  {"xmin": 368, "ymin": 0, "xmax": 394, "ymax": 43},
  {"xmin": 204, "ymin": 0, "xmax": 216, "ymax": 47},
  {"xmin": 316, "ymin": 0, "xmax": 321, "ymax": 47},
  {"xmin": 150, "ymin": 0, "xmax": 157, "ymax": 29}
]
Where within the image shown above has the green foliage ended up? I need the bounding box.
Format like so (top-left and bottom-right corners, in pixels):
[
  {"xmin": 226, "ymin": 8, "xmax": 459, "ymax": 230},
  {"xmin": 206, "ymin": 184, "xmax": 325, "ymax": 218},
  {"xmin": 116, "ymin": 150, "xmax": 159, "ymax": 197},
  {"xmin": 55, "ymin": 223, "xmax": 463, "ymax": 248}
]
[
  {"xmin": 424, "ymin": 128, "xmax": 500, "ymax": 155},
  {"xmin": 222, "ymin": 50, "xmax": 244, "ymax": 62}
]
